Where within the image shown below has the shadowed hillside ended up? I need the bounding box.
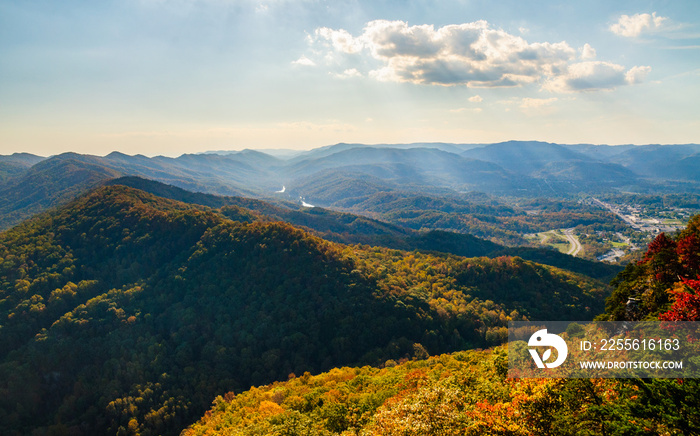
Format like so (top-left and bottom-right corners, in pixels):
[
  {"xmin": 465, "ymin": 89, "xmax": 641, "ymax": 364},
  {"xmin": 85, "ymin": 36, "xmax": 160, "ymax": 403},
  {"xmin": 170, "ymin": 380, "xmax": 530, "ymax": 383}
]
[
  {"xmin": 0, "ymin": 185, "xmax": 610, "ymax": 435},
  {"xmin": 1, "ymin": 142, "xmax": 699, "ymax": 231},
  {"xmin": 107, "ymin": 177, "xmax": 623, "ymax": 281}
]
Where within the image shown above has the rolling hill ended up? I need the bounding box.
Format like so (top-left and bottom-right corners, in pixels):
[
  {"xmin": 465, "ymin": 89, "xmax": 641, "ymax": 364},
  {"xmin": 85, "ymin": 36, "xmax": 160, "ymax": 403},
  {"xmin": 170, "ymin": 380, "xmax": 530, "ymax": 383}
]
[
  {"xmin": 183, "ymin": 347, "xmax": 700, "ymax": 436},
  {"xmin": 0, "ymin": 153, "xmax": 45, "ymax": 180},
  {"xmin": 107, "ymin": 176, "xmax": 622, "ymax": 281},
  {"xmin": 285, "ymin": 147, "xmax": 519, "ymax": 190},
  {"xmin": 462, "ymin": 140, "xmax": 594, "ymax": 174},
  {"xmin": 184, "ymin": 211, "xmax": 700, "ymax": 436},
  {"xmin": 1, "ymin": 141, "xmax": 699, "ymax": 232},
  {"xmin": 0, "ymin": 185, "xmax": 611, "ymax": 435},
  {"xmin": 0, "ymin": 154, "xmax": 121, "ymax": 229}
]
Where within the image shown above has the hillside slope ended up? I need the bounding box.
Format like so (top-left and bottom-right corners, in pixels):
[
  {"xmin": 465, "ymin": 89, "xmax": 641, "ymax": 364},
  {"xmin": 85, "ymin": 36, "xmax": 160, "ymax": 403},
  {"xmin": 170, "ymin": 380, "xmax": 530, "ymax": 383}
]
[
  {"xmin": 108, "ymin": 177, "xmax": 622, "ymax": 281},
  {"xmin": 0, "ymin": 153, "xmax": 45, "ymax": 181},
  {"xmin": 0, "ymin": 154, "xmax": 121, "ymax": 229},
  {"xmin": 601, "ymin": 214, "xmax": 700, "ymax": 321},
  {"xmin": 1, "ymin": 142, "xmax": 698, "ymax": 231},
  {"xmin": 186, "ymin": 215, "xmax": 700, "ymax": 436},
  {"xmin": 0, "ymin": 186, "xmax": 609, "ymax": 435},
  {"xmin": 184, "ymin": 348, "xmax": 700, "ymax": 436}
]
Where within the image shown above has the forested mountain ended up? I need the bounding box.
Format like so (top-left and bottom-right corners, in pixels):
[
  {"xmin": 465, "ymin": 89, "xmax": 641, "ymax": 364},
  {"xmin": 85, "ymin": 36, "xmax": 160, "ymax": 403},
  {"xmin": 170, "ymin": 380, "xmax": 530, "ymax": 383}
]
[
  {"xmin": 462, "ymin": 141, "xmax": 594, "ymax": 174},
  {"xmin": 675, "ymin": 153, "xmax": 700, "ymax": 181},
  {"xmin": 184, "ymin": 213, "xmax": 700, "ymax": 436},
  {"xmin": 1, "ymin": 141, "xmax": 699, "ymax": 231},
  {"xmin": 607, "ymin": 144, "xmax": 700, "ymax": 180},
  {"xmin": 1, "ymin": 141, "xmax": 696, "ymax": 435},
  {"xmin": 0, "ymin": 153, "xmax": 45, "ymax": 181},
  {"xmin": 0, "ymin": 185, "xmax": 610, "ymax": 435},
  {"xmin": 338, "ymin": 191, "xmax": 624, "ymax": 245},
  {"xmin": 285, "ymin": 142, "xmax": 486, "ymax": 163},
  {"xmin": 184, "ymin": 348, "xmax": 700, "ymax": 435},
  {"xmin": 460, "ymin": 141, "xmax": 700, "ymax": 193},
  {"xmin": 285, "ymin": 147, "xmax": 525, "ymax": 192},
  {"xmin": 0, "ymin": 153, "xmax": 45, "ymax": 169},
  {"xmin": 466, "ymin": 141, "xmax": 700, "ymax": 183},
  {"xmin": 107, "ymin": 176, "xmax": 622, "ymax": 281},
  {"xmin": 0, "ymin": 154, "xmax": 121, "ymax": 230}
]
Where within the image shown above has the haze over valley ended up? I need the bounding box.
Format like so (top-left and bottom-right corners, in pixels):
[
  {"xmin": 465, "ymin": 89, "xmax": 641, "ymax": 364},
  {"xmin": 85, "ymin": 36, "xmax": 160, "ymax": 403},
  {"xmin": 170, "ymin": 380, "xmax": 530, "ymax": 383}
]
[
  {"xmin": 0, "ymin": 140, "xmax": 698, "ymax": 434},
  {"xmin": 2, "ymin": 0, "xmax": 700, "ymax": 434},
  {"xmin": 2, "ymin": 140, "xmax": 698, "ymax": 263}
]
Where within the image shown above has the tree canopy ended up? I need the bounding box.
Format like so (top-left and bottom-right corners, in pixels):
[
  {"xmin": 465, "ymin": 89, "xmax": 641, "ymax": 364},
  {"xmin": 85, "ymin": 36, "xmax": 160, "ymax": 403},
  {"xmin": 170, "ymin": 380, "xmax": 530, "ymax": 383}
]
[{"xmin": 0, "ymin": 186, "xmax": 610, "ymax": 435}]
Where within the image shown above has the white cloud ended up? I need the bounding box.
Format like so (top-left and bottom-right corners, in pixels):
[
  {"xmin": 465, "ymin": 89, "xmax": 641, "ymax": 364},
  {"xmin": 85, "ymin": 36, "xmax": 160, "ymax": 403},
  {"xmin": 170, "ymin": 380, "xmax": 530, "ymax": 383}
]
[
  {"xmin": 311, "ymin": 20, "xmax": 577, "ymax": 88},
  {"xmin": 306, "ymin": 20, "xmax": 646, "ymax": 93},
  {"xmin": 292, "ymin": 55, "xmax": 316, "ymax": 66},
  {"xmin": 468, "ymin": 95, "xmax": 483, "ymax": 103},
  {"xmin": 580, "ymin": 43, "xmax": 596, "ymax": 60},
  {"xmin": 625, "ymin": 65, "xmax": 651, "ymax": 84},
  {"xmin": 610, "ymin": 12, "xmax": 668, "ymax": 37},
  {"xmin": 543, "ymin": 61, "xmax": 651, "ymax": 92},
  {"xmin": 334, "ymin": 68, "xmax": 363, "ymax": 79},
  {"xmin": 315, "ymin": 27, "xmax": 364, "ymax": 54}
]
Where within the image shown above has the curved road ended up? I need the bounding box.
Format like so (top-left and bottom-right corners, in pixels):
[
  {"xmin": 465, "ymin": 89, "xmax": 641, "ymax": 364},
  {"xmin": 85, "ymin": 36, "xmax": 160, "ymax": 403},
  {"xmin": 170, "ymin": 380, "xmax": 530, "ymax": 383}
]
[{"xmin": 563, "ymin": 228, "xmax": 582, "ymax": 257}]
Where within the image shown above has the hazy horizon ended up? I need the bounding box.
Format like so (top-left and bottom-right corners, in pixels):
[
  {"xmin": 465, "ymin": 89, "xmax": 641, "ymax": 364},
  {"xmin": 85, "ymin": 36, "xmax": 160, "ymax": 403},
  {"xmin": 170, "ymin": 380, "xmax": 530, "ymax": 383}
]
[
  {"xmin": 1, "ymin": 1, "xmax": 699, "ymax": 157},
  {"xmin": 5, "ymin": 139, "xmax": 700, "ymax": 159}
]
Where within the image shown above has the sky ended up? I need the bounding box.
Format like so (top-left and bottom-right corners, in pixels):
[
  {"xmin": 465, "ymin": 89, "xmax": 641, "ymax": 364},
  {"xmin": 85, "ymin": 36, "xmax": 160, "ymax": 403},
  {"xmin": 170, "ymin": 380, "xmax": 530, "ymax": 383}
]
[{"xmin": 1, "ymin": 0, "xmax": 699, "ymax": 157}]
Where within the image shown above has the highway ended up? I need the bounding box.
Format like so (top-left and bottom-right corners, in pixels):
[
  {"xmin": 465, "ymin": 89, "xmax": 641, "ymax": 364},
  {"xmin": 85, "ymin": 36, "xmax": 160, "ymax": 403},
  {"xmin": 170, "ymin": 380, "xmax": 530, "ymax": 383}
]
[
  {"xmin": 563, "ymin": 228, "xmax": 582, "ymax": 257},
  {"xmin": 590, "ymin": 197, "xmax": 641, "ymax": 230}
]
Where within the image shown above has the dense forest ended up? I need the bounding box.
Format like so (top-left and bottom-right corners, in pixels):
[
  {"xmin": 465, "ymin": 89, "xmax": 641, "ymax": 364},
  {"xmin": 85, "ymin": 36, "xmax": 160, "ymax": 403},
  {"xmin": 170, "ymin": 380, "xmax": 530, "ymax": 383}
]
[
  {"xmin": 602, "ymin": 214, "xmax": 700, "ymax": 321},
  {"xmin": 184, "ymin": 349, "xmax": 700, "ymax": 435},
  {"xmin": 0, "ymin": 185, "xmax": 610, "ymax": 435},
  {"xmin": 183, "ymin": 213, "xmax": 700, "ymax": 436},
  {"xmin": 345, "ymin": 192, "xmax": 626, "ymax": 246},
  {"xmin": 108, "ymin": 177, "xmax": 622, "ymax": 282},
  {"xmin": 0, "ymin": 158, "xmax": 694, "ymax": 435},
  {"xmin": 2, "ymin": 141, "xmax": 700, "ymax": 232}
]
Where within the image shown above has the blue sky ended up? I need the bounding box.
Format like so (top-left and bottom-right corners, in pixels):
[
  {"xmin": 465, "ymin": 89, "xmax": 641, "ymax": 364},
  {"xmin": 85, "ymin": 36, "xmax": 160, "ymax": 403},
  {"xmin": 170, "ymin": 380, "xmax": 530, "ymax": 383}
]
[{"xmin": 1, "ymin": 0, "xmax": 699, "ymax": 156}]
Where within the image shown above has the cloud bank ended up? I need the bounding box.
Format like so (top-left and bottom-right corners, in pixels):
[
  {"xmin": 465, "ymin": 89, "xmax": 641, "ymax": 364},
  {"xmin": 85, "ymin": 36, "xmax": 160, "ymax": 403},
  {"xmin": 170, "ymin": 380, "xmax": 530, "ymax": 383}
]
[
  {"xmin": 610, "ymin": 12, "xmax": 668, "ymax": 37},
  {"xmin": 543, "ymin": 62, "xmax": 651, "ymax": 92},
  {"xmin": 307, "ymin": 20, "xmax": 650, "ymax": 93}
]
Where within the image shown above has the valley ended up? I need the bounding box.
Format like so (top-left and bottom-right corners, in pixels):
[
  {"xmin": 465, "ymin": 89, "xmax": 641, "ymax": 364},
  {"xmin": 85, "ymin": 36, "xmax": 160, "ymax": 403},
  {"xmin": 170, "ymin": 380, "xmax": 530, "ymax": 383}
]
[
  {"xmin": 0, "ymin": 141, "xmax": 698, "ymax": 435},
  {"xmin": 589, "ymin": 196, "xmax": 692, "ymax": 234},
  {"xmin": 523, "ymin": 194, "xmax": 699, "ymax": 263},
  {"xmin": 0, "ymin": 185, "xmax": 610, "ymax": 435},
  {"xmin": 1, "ymin": 141, "xmax": 700, "ymax": 233},
  {"xmin": 524, "ymin": 228, "xmax": 582, "ymax": 257},
  {"xmin": 4, "ymin": 2, "xmax": 700, "ymax": 434}
]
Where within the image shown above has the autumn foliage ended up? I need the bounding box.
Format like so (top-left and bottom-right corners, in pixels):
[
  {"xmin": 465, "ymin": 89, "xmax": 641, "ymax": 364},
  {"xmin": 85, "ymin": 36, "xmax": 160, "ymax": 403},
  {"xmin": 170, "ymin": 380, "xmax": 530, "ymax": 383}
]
[
  {"xmin": 658, "ymin": 277, "xmax": 700, "ymax": 321},
  {"xmin": 0, "ymin": 186, "xmax": 609, "ymax": 435},
  {"xmin": 605, "ymin": 214, "xmax": 700, "ymax": 320},
  {"xmin": 184, "ymin": 349, "xmax": 700, "ymax": 435}
]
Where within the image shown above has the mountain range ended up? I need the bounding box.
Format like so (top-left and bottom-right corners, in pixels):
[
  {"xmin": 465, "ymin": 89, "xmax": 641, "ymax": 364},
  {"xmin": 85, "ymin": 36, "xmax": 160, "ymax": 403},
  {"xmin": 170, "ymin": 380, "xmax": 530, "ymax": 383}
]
[
  {"xmin": 1, "ymin": 141, "xmax": 699, "ymax": 231},
  {"xmin": 0, "ymin": 184, "xmax": 610, "ymax": 435},
  {"xmin": 1, "ymin": 140, "xmax": 698, "ymax": 435},
  {"xmin": 104, "ymin": 176, "xmax": 621, "ymax": 281}
]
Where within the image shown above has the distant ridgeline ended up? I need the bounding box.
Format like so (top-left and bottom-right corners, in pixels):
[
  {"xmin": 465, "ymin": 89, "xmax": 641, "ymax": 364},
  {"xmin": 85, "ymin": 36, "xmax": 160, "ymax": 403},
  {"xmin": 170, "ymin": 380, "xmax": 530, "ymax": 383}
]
[
  {"xmin": 1, "ymin": 141, "xmax": 699, "ymax": 231},
  {"xmin": 0, "ymin": 186, "xmax": 609, "ymax": 435},
  {"xmin": 106, "ymin": 176, "xmax": 622, "ymax": 282}
]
